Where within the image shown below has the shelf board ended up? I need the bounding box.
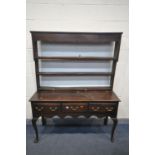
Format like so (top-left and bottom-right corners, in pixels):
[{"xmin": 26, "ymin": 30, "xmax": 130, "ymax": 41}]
[
  {"xmin": 36, "ymin": 56, "xmax": 115, "ymax": 61},
  {"xmin": 37, "ymin": 72, "xmax": 112, "ymax": 76},
  {"xmin": 38, "ymin": 86, "xmax": 112, "ymax": 91}
]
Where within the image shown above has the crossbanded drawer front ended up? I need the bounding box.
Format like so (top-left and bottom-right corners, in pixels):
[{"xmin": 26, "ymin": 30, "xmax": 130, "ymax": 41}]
[
  {"xmin": 89, "ymin": 103, "xmax": 116, "ymax": 113},
  {"xmin": 33, "ymin": 103, "xmax": 61, "ymax": 113},
  {"xmin": 62, "ymin": 103, "xmax": 88, "ymax": 112}
]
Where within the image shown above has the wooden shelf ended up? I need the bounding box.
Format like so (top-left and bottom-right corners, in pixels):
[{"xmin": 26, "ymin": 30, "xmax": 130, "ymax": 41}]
[
  {"xmin": 37, "ymin": 72, "xmax": 112, "ymax": 76},
  {"xmin": 30, "ymin": 32, "xmax": 122, "ymax": 91},
  {"xmin": 38, "ymin": 86, "xmax": 112, "ymax": 91},
  {"xmin": 36, "ymin": 56, "xmax": 115, "ymax": 61}
]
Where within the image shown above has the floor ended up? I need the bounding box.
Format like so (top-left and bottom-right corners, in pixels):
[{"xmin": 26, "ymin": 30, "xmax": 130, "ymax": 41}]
[{"xmin": 26, "ymin": 118, "xmax": 129, "ymax": 155}]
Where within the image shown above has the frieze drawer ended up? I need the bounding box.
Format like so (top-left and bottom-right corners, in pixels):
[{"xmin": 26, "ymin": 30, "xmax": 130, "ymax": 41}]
[
  {"xmin": 33, "ymin": 103, "xmax": 61, "ymax": 114},
  {"xmin": 62, "ymin": 103, "xmax": 88, "ymax": 112},
  {"xmin": 89, "ymin": 104, "xmax": 115, "ymax": 113}
]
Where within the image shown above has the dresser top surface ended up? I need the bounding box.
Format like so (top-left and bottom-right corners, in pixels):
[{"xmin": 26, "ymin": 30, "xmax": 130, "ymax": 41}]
[{"xmin": 30, "ymin": 90, "xmax": 120, "ymax": 102}]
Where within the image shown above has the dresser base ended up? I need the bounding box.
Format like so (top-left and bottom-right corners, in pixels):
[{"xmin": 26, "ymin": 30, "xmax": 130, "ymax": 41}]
[{"xmin": 30, "ymin": 90, "xmax": 120, "ymax": 143}]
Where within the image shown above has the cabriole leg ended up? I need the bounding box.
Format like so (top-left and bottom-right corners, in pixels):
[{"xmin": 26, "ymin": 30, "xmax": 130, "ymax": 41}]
[
  {"xmin": 111, "ymin": 118, "xmax": 118, "ymax": 142},
  {"xmin": 42, "ymin": 116, "xmax": 47, "ymax": 126},
  {"xmin": 104, "ymin": 116, "xmax": 108, "ymax": 125},
  {"xmin": 32, "ymin": 118, "xmax": 39, "ymax": 143}
]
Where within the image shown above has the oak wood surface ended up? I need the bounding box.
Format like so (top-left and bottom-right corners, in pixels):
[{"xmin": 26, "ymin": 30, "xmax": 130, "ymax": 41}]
[
  {"xmin": 37, "ymin": 56, "xmax": 115, "ymax": 61},
  {"xmin": 30, "ymin": 90, "xmax": 120, "ymax": 102},
  {"xmin": 37, "ymin": 72, "xmax": 112, "ymax": 76},
  {"xmin": 31, "ymin": 31, "xmax": 122, "ymax": 44}
]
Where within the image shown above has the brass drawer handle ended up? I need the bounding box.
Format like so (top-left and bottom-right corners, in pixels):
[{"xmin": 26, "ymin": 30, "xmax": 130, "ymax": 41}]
[
  {"xmin": 105, "ymin": 107, "xmax": 114, "ymax": 112},
  {"xmin": 91, "ymin": 106, "xmax": 100, "ymax": 111},
  {"xmin": 35, "ymin": 106, "xmax": 44, "ymax": 111},
  {"xmin": 49, "ymin": 107, "xmax": 58, "ymax": 111},
  {"xmin": 70, "ymin": 106, "xmax": 79, "ymax": 111},
  {"xmin": 65, "ymin": 106, "xmax": 84, "ymax": 111}
]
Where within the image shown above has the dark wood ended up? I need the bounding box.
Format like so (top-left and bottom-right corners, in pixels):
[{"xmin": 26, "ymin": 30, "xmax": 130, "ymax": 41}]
[
  {"xmin": 111, "ymin": 118, "xmax": 118, "ymax": 142},
  {"xmin": 29, "ymin": 31, "xmax": 122, "ymax": 143},
  {"xmin": 31, "ymin": 32, "xmax": 122, "ymax": 90},
  {"xmin": 38, "ymin": 86, "xmax": 112, "ymax": 91},
  {"xmin": 31, "ymin": 39, "xmax": 40, "ymax": 90},
  {"xmin": 41, "ymin": 116, "xmax": 47, "ymax": 126},
  {"xmin": 31, "ymin": 31, "xmax": 122, "ymax": 44},
  {"xmin": 37, "ymin": 56, "xmax": 115, "ymax": 61},
  {"xmin": 37, "ymin": 72, "xmax": 112, "ymax": 76},
  {"xmin": 32, "ymin": 118, "xmax": 39, "ymax": 143},
  {"xmin": 30, "ymin": 90, "xmax": 120, "ymax": 102},
  {"xmin": 104, "ymin": 116, "xmax": 108, "ymax": 125},
  {"xmin": 110, "ymin": 40, "xmax": 121, "ymax": 88}
]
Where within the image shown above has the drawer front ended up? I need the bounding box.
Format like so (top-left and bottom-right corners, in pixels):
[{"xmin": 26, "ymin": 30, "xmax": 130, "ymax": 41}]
[
  {"xmin": 33, "ymin": 103, "xmax": 61, "ymax": 115},
  {"xmin": 89, "ymin": 103, "xmax": 116, "ymax": 113},
  {"xmin": 32, "ymin": 102, "xmax": 117, "ymax": 117},
  {"xmin": 62, "ymin": 103, "xmax": 88, "ymax": 112}
]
